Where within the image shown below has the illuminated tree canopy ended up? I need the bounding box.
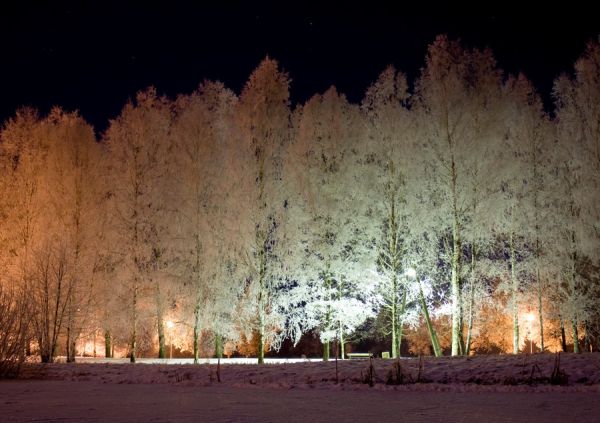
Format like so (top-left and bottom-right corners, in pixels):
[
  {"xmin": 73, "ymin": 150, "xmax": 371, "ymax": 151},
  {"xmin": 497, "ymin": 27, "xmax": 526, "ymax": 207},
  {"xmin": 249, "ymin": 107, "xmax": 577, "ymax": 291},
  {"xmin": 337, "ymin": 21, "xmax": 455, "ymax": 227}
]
[{"xmin": 1, "ymin": 36, "xmax": 600, "ymax": 365}]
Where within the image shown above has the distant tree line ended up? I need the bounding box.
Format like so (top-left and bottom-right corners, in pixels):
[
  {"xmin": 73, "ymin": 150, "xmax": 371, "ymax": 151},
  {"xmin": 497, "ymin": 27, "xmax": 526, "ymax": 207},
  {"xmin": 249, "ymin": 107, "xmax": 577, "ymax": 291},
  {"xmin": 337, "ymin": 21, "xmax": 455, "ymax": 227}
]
[{"xmin": 1, "ymin": 35, "xmax": 599, "ymax": 369}]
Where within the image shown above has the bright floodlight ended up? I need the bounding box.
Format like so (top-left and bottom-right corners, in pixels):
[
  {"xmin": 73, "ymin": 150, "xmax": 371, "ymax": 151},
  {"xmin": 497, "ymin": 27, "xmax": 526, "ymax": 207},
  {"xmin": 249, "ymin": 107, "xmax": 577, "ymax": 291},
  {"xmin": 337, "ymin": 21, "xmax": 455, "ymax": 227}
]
[
  {"xmin": 525, "ymin": 313, "xmax": 535, "ymax": 323},
  {"xmin": 405, "ymin": 268, "xmax": 417, "ymax": 278},
  {"xmin": 166, "ymin": 320, "xmax": 174, "ymax": 329}
]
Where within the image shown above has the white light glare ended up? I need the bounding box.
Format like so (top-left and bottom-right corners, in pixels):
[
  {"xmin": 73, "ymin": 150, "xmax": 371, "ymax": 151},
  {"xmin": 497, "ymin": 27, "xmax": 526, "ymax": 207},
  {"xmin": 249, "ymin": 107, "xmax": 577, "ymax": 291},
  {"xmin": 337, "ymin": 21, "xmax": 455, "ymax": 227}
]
[{"xmin": 405, "ymin": 268, "xmax": 417, "ymax": 278}]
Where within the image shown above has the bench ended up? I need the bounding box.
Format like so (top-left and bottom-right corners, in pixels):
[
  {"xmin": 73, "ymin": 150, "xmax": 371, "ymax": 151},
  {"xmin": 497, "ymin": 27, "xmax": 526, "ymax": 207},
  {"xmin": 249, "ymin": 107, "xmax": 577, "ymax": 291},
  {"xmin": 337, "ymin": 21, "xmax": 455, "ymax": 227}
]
[{"xmin": 346, "ymin": 352, "xmax": 373, "ymax": 359}]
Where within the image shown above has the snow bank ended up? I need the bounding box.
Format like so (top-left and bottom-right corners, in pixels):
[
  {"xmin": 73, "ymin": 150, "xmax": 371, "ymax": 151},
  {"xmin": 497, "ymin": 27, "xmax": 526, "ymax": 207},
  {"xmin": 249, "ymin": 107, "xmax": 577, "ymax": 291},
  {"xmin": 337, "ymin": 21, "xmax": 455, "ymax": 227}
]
[{"xmin": 17, "ymin": 353, "xmax": 600, "ymax": 392}]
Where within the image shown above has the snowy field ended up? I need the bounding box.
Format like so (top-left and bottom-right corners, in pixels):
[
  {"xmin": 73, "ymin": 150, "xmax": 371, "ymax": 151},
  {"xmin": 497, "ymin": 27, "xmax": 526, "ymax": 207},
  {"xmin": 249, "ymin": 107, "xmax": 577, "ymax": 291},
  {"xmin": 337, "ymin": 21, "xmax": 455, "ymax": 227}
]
[{"xmin": 2, "ymin": 353, "xmax": 600, "ymax": 422}]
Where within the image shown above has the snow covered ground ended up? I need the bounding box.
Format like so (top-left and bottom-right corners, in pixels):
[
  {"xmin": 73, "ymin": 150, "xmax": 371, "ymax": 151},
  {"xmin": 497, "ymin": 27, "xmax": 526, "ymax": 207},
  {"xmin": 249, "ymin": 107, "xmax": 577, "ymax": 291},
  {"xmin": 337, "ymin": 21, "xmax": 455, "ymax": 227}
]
[{"xmin": 2, "ymin": 353, "xmax": 599, "ymax": 422}]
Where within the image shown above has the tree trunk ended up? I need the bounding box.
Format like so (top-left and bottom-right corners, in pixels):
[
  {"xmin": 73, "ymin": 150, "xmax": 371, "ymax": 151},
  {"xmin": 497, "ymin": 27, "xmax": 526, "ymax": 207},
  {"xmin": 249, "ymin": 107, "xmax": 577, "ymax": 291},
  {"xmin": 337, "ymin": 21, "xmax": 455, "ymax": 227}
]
[
  {"xmin": 66, "ymin": 324, "xmax": 75, "ymax": 363},
  {"xmin": 397, "ymin": 288, "xmax": 407, "ymax": 356},
  {"xmin": 155, "ymin": 280, "xmax": 165, "ymax": 359},
  {"xmin": 67, "ymin": 339, "xmax": 76, "ymax": 362},
  {"xmin": 338, "ymin": 319, "xmax": 345, "ymax": 360},
  {"xmin": 157, "ymin": 320, "xmax": 166, "ymax": 359},
  {"xmin": 258, "ymin": 318, "xmax": 265, "ymax": 364},
  {"xmin": 323, "ymin": 275, "xmax": 332, "ymax": 361},
  {"xmin": 419, "ymin": 281, "xmax": 441, "ymax": 357},
  {"xmin": 65, "ymin": 289, "xmax": 76, "ymax": 363},
  {"xmin": 450, "ymin": 155, "xmax": 462, "ymax": 357},
  {"xmin": 560, "ymin": 318, "xmax": 567, "ymax": 352},
  {"xmin": 537, "ymin": 268, "xmax": 544, "ymax": 352},
  {"xmin": 391, "ymin": 276, "xmax": 398, "ymax": 359},
  {"xmin": 584, "ymin": 322, "xmax": 591, "ymax": 352},
  {"xmin": 193, "ymin": 304, "xmax": 200, "ymax": 364},
  {"xmin": 458, "ymin": 291, "xmax": 465, "ymax": 356},
  {"xmin": 510, "ymin": 232, "xmax": 519, "ymax": 354},
  {"xmin": 572, "ymin": 320, "xmax": 580, "ymax": 353},
  {"xmin": 257, "ymin": 271, "xmax": 265, "ymax": 364},
  {"xmin": 322, "ymin": 341, "xmax": 329, "ymax": 361},
  {"xmin": 257, "ymin": 237, "xmax": 267, "ymax": 365},
  {"xmin": 104, "ymin": 330, "xmax": 111, "ymax": 358},
  {"xmin": 465, "ymin": 247, "xmax": 476, "ymax": 356},
  {"xmin": 386, "ymin": 182, "xmax": 401, "ymax": 360},
  {"xmin": 130, "ymin": 282, "xmax": 138, "ymax": 363},
  {"xmin": 214, "ymin": 332, "xmax": 223, "ymax": 359},
  {"xmin": 450, "ymin": 223, "xmax": 461, "ymax": 356},
  {"xmin": 569, "ymin": 230, "xmax": 579, "ymax": 354}
]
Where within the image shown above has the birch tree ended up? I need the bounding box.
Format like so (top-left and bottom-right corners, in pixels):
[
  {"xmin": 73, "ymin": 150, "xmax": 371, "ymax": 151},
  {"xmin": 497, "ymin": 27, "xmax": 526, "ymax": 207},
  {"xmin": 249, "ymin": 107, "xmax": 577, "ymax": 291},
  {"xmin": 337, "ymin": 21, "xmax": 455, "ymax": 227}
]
[
  {"xmin": 1, "ymin": 109, "xmax": 66, "ymax": 362},
  {"xmin": 172, "ymin": 81, "xmax": 241, "ymax": 363},
  {"xmin": 41, "ymin": 109, "xmax": 100, "ymax": 362},
  {"xmin": 413, "ymin": 36, "xmax": 503, "ymax": 355},
  {"xmin": 104, "ymin": 88, "xmax": 172, "ymax": 362},
  {"xmin": 552, "ymin": 38, "xmax": 600, "ymax": 352},
  {"xmin": 496, "ymin": 75, "xmax": 553, "ymax": 353},
  {"xmin": 286, "ymin": 87, "xmax": 374, "ymax": 359},
  {"xmin": 360, "ymin": 67, "xmax": 418, "ymax": 357},
  {"xmin": 235, "ymin": 58, "xmax": 292, "ymax": 363}
]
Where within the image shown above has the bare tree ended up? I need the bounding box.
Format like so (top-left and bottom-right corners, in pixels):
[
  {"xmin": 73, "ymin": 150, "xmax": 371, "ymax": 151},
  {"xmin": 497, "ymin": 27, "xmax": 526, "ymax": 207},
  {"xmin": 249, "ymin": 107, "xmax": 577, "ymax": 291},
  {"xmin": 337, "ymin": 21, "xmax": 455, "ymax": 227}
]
[{"xmin": 0, "ymin": 283, "xmax": 29, "ymax": 377}]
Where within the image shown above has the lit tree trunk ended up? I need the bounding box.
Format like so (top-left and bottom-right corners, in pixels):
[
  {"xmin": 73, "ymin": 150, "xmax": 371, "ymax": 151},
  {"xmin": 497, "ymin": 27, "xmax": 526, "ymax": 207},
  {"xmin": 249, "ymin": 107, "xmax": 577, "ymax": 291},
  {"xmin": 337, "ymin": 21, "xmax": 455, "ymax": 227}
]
[
  {"xmin": 322, "ymin": 302, "xmax": 331, "ymax": 362},
  {"xmin": 104, "ymin": 330, "xmax": 111, "ymax": 358},
  {"xmin": 458, "ymin": 291, "xmax": 465, "ymax": 356},
  {"xmin": 323, "ymin": 341, "xmax": 330, "ymax": 361},
  {"xmin": 572, "ymin": 320, "xmax": 580, "ymax": 354},
  {"xmin": 65, "ymin": 291, "xmax": 76, "ymax": 362},
  {"xmin": 391, "ymin": 279, "xmax": 399, "ymax": 359},
  {"xmin": 192, "ymin": 234, "xmax": 202, "ymax": 364},
  {"xmin": 66, "ymin": 333, "xmax": 76, "ymax": 362},
  {"xmin": 510, "ymin": 232, "xmax": 519, "ymax": 354},
  {"xmin": 465, "ymin": 247, "xmax": 476, "ymax": 355},
  {"xmin": 339, "ymin": 319, "xmax": 345, "ymax": 360},
  {"xmin": 384, "ymin": 167, "xmax": 403, "ymax": 359},
  {"xmin": 532, "ymin": 135, "xmax": 544, "ymax": 353},
  {"xmin": 258, "ymin": 299, "xmax": 265, "ymax": 364},
  {"xmin": 537, "ymin": 268, "xmax": 544, "ymax": 352},
  {"xmin": 256, "ymin": 154, "xmax": 268, "ymax": 365},
  {"xmin": 450, "ymin": 155, "xmax": 462, "ymax": 357},
  {"xmin": 337, "ymin": 280, "xmax": 345, "ymax": 360},
  {"xmin": 155, "ymin": 282, "xmax": 165, "ymax": 359},
  {"xmin": 397, "ymin": 289, "xmax": 407, "ymax": 356},
  {"xmin": 193, "ymin": 303, "xmax": 200, "ymax": 364},
  {"xmin": 157, "ymin": 322, "xmax": 165, "ymax": 359},
  {"xmin": 257, "ymin": 244, "xmax": 267, "ymax": 364},
  {"xmin": 130, "ymin": 173, "xmax": 141, "ymax": 364},
  {"xmin": 214, "ymin": 332, "xmax": 223, "ymax": 358},
  {"xmin": 569, "ymin": 230, "xmax": 580, "ymax": 354},
  {"xmin": 130, "ymin": 281, "xmax": 138, "ymax": 363},
  {"xmin": 464, "ymin": 180, "xmax": 479, "ymax": 356},
  {"xmin": 583, "ymin": 322, "xmax": 591, "ymax": 352},
  {"xmin": 323, "ymin": 273, "xmax": 332, "ymax": 361},
  {"xmin": 419, "ymin": 280, "xmax": 441, "ymax": 357}
]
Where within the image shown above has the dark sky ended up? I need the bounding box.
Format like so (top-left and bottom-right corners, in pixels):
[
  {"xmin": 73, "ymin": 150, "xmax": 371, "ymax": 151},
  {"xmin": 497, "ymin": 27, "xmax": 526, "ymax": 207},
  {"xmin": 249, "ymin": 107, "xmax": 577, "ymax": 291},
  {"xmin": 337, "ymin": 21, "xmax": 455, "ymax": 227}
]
[{"xmin": 1, "ymin": 3, "xmax": 598, "ymax": 132}]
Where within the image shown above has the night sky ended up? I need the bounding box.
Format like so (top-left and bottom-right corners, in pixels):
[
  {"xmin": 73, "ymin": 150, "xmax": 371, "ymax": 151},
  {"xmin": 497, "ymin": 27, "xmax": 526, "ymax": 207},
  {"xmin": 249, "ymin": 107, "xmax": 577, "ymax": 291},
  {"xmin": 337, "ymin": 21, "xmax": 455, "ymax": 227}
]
[{"xmin": 1, "ymin": 3, "xmax": 598, "ymax": 132}]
